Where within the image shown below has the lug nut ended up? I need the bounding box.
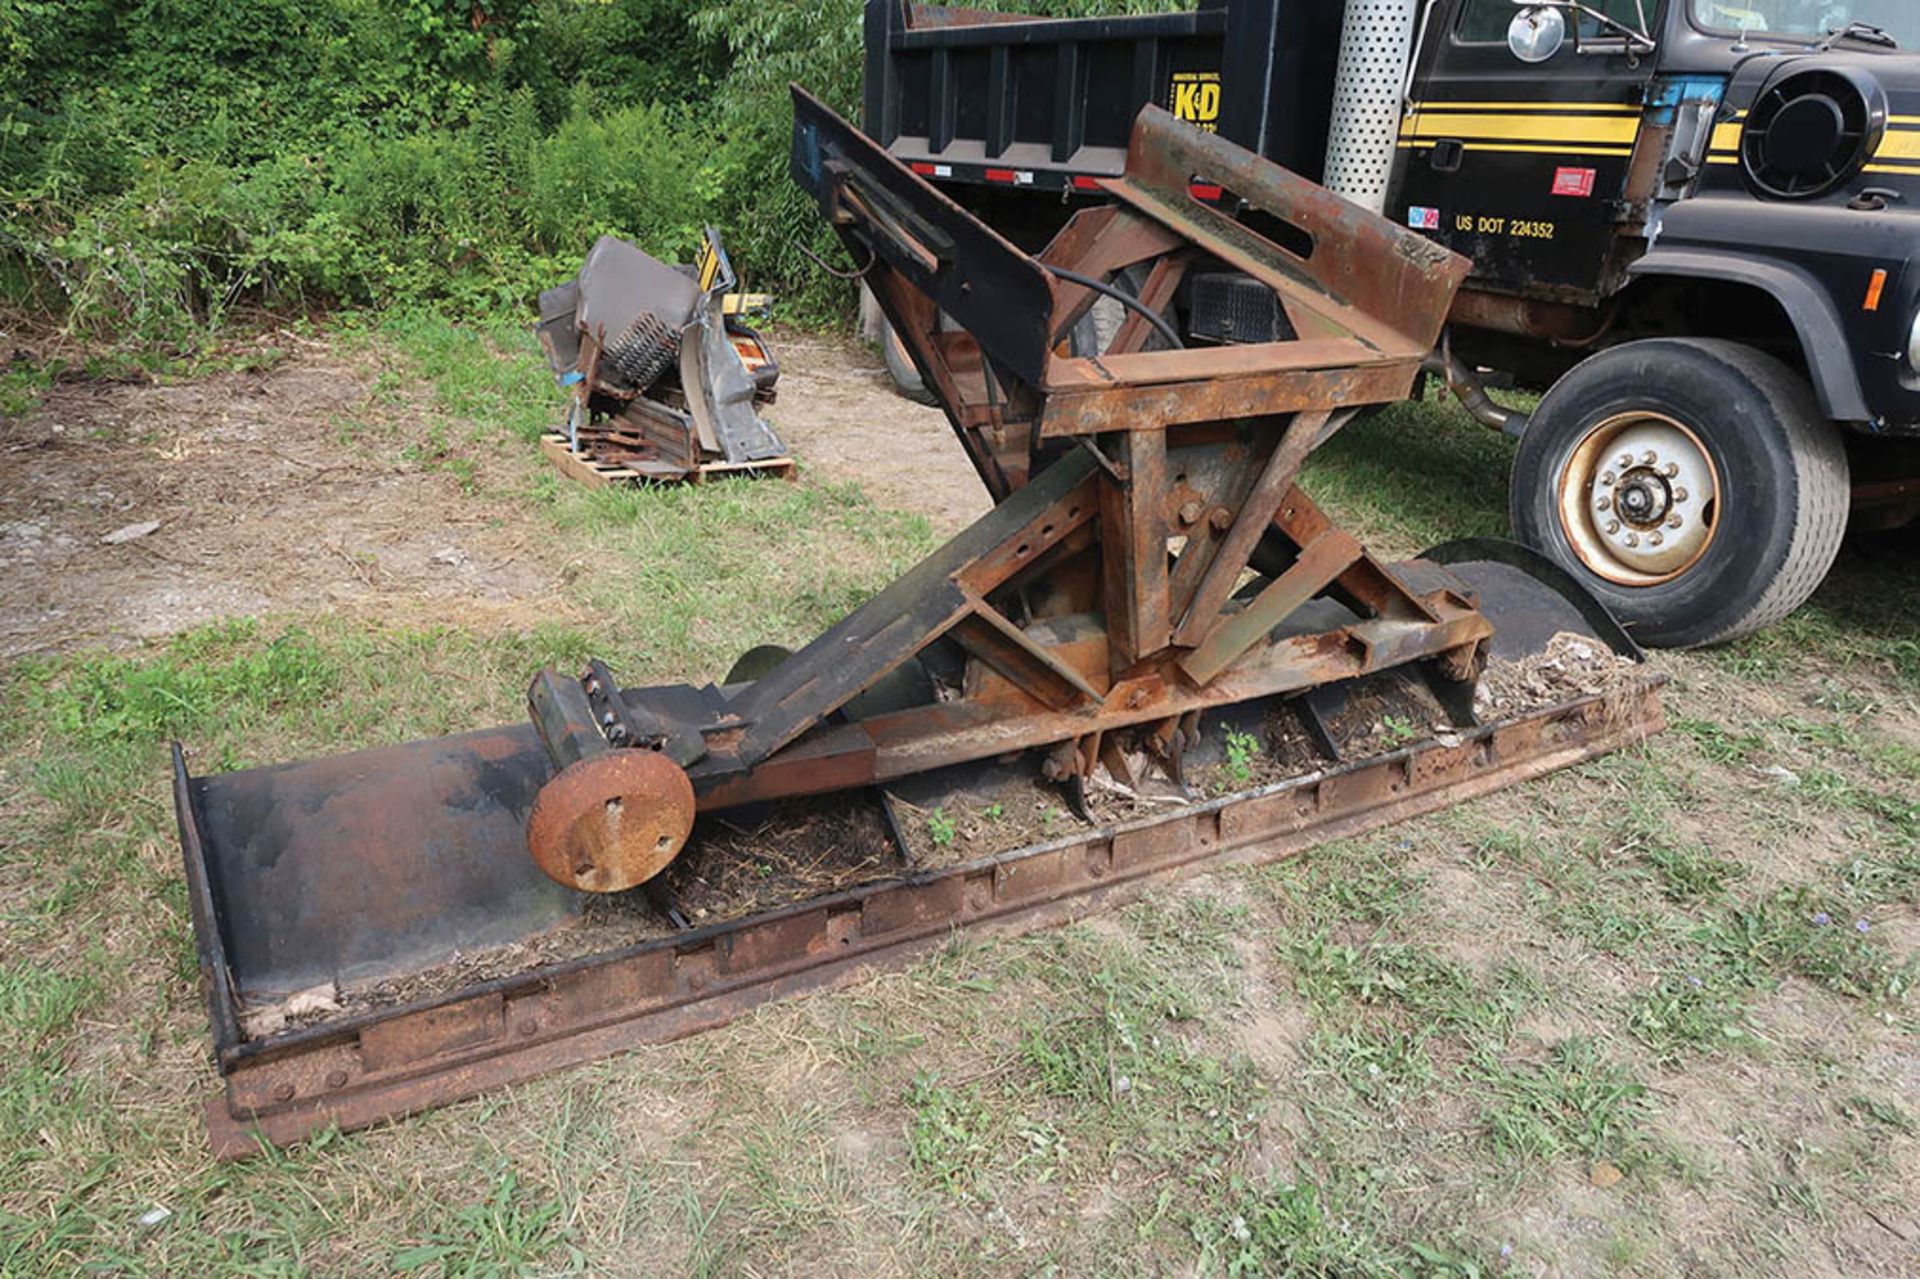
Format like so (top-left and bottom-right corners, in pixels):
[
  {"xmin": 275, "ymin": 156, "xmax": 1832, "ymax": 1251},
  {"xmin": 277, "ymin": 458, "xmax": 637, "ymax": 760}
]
[
  {"xmin": 1594, "ymin": 496, "xmax": 1611, "ymax": 512},
  {"xmin": 1601, "ymin": 471, "xmax": 1616, "ymax": 487},
  {"xmin": 1618, "ymin": 453, "xmax": 1633, "ymax": 468},
  {"xmin": 1605, "ymin": 520, "xmax": 1621, "ymax": 535},
  {"xmin": 1667, "ymin": 515, "xmax": 1683, "ymax": 529},
  {"xmin": 1649, "ymin": 532, "xmax": 1664, "ymax": 547},
  {"xmin": 1624, "ymin": 533, "xmax": 1640, "ymax": 547},
  {"xmin": 1641, "ymin": 450, "xmax": 1656, "ymax": 465},
  {"xmin": 1663, "ymin": 463, "xmax": 1679, "ymax": 478},
  {"xmin": 1673, "ymin": 487, "xmax": 1688, "ymax": 503}
]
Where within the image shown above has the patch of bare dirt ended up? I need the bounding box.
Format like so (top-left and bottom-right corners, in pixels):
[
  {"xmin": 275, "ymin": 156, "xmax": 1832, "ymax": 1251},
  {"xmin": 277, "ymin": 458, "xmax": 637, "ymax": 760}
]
[
  {"xmin": 0, "ymin": 340, "xmax": 571, "ymax": 657},
  {"xmin": 765, "ymin": 332, "xmax": 990, "ymax": 536}
]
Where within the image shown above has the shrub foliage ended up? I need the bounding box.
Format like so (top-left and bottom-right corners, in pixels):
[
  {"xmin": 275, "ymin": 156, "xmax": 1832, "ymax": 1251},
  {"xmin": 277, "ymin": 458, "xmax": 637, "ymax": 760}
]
[{"xmin": 0, "ymin": 0, "xmax": 1159, "ymax": 344}]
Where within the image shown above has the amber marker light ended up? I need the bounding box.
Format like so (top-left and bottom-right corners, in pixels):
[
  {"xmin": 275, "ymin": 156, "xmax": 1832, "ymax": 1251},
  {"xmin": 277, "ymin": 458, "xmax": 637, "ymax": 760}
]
[{"xmin": 1865, "ymin": 268, "xmax": 1888, "ymax": 313}]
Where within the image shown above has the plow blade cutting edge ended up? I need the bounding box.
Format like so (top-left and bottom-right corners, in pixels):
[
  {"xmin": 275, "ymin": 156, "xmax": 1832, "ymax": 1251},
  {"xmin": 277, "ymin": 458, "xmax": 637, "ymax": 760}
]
[{"xmin": 174, "ymin": 89, "xmax": 1665, "ymax": 1156}]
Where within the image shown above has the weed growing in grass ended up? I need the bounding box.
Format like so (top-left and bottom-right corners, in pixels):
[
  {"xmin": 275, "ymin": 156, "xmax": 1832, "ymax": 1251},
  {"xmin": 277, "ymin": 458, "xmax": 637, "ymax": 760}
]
[
  {"xmin": 1672, "ymin": 717, "xmax": 1766, "ymax": 766},
  {"xmin": 1222, "ymin": 727, "xmax": 1261, "ymax": 786},
  {"xmin": 1305, "ymin": 1022, "xmax": 1437, "ymax": 1108},
  {"xmin": 389, "ymin": 1167, "xmax": 575, "ymax": 1275},
  {"xmin": 927, "ymin": 809, "xmax": 956, "ymax": 847},
  {"xmin": 1696, "ymin": 889, "xmax": 1911, "ymax": 1001},
  {"xmin": 1798, "ymin": 768, "xmax": 1920, "ymax": 841},
  {"xmin": 1840, "ymin": 1094, "xmax": 1917, "ymax": 1141},
  {"xmin": 1838, "ymin": 847, "xmax": 1920, "ymax": 906},
  {"xmin": 1285, "ymin": 933, "xmax": 1532, "ymax": 1040},
  {"xmin": 0, "ymin": 961, "xmax": 105, "ymax": 1175},
  {"xmin": 1251, "ymin": 837, "xmax": 1424, "ymax": 932},
  {"xmin": 359, "ymin": 310, "xmax": 560, "ymax": 445},
  {"xmin": 904, "ymin": 1075, "xmax": 999, "ymax": 1202},
  {"xmin": 26, "ymin": 620, "xmax": 336, "ymax": 747},
  {"xmin": 1192, "ymin": 1171, "xmax": 1503, "ymax": 1276},
  {"xmin": 1627, "ymin": 880, "xmax": 1912, "ymax": 1058},
  {"xmin": 1191, "ymin": 1175, "xmax": 1382, "ymax": 1275},
  {"xmin": 1626, "ymin": 972, "xmax": 1754, "ymax": 1060},
  {"xmin": 728, "ymin": 1103, "xmax": 853, "ymax": 1238},
  {"xmin": 1642, "ymin": 840, "xmax": 1746, "ymax": 903},
  {"xmin": 1472, "ymin": 1037, "xmax": 1650, "ymax": 1167}
]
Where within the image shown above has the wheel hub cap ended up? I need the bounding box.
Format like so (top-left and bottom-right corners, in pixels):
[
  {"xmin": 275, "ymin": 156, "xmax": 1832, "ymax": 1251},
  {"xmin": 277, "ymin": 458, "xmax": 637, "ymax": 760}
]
[{"xmin": 1557, "ymin": 414, "xmax": 1720, "ymax": 586}]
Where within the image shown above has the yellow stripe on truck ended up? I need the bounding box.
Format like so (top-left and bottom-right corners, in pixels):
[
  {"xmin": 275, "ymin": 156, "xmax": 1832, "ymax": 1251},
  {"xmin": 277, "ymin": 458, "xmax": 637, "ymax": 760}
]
[
  {"xmin": 1401, "ymin": 111, "xmax": 1641, "ymax": 146},
  {"xmin": 1407, "ymin": 100, "xmax": 1641, "ymax": 114},
  {"xmin": 1398, "ymin": 140, "xmax": 1632, "ymax": 157},
  {"xmin": 1874, "ymin": 129, "xmax": 1920, "ymax": 161}
]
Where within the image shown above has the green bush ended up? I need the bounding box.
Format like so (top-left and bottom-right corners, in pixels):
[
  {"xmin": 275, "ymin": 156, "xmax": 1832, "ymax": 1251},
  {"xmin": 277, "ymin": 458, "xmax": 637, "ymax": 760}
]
[{"xmin": 0, "ymin": 0, "xmax": 1166, "ymax": 349}]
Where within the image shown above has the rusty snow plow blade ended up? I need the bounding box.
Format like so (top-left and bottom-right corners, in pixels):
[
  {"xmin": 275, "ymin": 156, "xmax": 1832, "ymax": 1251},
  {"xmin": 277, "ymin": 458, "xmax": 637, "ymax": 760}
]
[{"xmin": 173, "ymin": 90, "xmax": 1666, "ymax": 1157}]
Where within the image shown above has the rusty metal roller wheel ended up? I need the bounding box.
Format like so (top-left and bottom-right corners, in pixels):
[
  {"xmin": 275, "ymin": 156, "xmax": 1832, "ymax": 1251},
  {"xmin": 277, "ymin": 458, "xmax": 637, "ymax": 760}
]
[{"xmin": 526, "ymin": 750, "xmax": 696, "ymax": 893}]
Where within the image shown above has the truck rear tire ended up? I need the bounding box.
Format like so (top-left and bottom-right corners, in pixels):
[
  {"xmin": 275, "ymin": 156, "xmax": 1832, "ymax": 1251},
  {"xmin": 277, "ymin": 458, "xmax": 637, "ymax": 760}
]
[
  {"xmin": 1509, "ymin": 338, "xmax": 1849, "ymax": 648},
  {"xmin": 883, "ymin": 308, "xmax": 1109, "ymax": 404},
  {"xmin": 882, "ymin": 319, "xmax": 939, "ymax": 405}
]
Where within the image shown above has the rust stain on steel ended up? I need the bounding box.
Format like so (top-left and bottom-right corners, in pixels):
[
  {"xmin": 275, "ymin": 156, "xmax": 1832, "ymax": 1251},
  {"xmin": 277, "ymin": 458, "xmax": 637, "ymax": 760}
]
[{"xmin": 202, "ymin": 679, "xmax": 1664, "ymax": 1158}]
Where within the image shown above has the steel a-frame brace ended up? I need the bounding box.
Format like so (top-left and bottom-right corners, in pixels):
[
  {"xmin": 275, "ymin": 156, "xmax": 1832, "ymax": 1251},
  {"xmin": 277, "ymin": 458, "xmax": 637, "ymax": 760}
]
[{"xmin": 517, "ymin": 89, "xmax": 1483, "ymax": 892}]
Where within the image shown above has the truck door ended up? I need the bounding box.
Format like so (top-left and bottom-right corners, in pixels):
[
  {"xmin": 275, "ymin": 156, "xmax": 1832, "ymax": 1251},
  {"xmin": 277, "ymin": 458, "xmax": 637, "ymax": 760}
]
[{"xmin": 1392, "ymin": 0, "xmax": 1661, "ymax": 303}]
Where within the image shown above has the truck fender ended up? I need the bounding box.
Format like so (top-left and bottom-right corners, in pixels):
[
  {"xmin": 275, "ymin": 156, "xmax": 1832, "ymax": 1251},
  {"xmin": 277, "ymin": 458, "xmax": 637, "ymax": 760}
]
[{"xmin": 1625, "ymin": 250, "xmax": 1870, "ymax": 423}]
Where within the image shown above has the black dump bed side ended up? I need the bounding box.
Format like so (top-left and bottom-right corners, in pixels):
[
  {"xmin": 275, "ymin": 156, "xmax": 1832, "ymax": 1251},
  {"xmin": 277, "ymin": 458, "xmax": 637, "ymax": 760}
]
[{"xmin": 862, "ymin": 0, "xmax": 1342, "ymax": 194}]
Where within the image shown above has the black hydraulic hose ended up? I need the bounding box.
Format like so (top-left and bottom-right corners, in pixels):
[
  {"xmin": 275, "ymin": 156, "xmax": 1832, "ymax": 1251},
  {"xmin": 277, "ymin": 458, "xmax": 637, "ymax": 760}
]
[{"xmin": 1038, "ymin": 264, "xmax": 1185, "ymax": 351}]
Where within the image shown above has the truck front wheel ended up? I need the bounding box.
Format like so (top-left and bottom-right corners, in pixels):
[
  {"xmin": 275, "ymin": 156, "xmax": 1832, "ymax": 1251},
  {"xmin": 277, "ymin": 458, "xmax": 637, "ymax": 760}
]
[{"xmin": 1510, "ymin": 338, "xmax": 1849, "ymax": 648}]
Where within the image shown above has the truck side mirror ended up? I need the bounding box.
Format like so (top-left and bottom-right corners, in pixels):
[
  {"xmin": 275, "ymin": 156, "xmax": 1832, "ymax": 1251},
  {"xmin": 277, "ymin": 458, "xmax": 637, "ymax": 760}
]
[{"xmin": 1508, "ymin": 6, "xmax": 1567, "ymax": 62}]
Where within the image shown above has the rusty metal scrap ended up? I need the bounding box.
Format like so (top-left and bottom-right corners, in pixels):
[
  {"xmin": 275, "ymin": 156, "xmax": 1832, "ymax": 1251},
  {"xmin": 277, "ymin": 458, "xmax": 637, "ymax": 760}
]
[{"xmin": 537, "ymin": 229, "xmax": 788, "ymax": 482}]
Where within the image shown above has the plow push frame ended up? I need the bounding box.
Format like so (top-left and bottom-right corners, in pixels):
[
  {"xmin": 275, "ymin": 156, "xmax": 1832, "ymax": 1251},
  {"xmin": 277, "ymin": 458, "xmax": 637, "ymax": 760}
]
[{"xmin": 175, "ymin": 88, "xmax": 1664, "ymax": 1156}]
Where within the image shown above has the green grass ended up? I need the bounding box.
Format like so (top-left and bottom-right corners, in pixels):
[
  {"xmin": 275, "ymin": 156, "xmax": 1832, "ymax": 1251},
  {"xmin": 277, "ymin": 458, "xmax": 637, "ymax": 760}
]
[
  {"xmin": 1472, "ymin": 1037, "xmax": 1650, "ymax": 1167},
  {"xmin": 0, "ymin": 320, "xmax": 1915, "ymax": 1274}
]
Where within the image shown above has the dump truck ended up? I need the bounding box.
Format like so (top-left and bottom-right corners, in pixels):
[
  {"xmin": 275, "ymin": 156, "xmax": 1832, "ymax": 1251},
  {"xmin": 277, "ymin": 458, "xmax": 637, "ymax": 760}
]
[
  {"xmin": 864, "ymin": 0, "xmax": 1920, "ymax": 647},
  {"xmin": 173, "ymin": 90, "xmax": 1665, "ymax": 1154}
]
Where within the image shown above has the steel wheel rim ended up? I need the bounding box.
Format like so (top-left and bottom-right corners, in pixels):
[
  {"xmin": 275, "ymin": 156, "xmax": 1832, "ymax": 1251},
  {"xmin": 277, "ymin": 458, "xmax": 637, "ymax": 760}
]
[{"xmin": 1554, "ymin": 411, "xmax": 1721, "ymax": 588}]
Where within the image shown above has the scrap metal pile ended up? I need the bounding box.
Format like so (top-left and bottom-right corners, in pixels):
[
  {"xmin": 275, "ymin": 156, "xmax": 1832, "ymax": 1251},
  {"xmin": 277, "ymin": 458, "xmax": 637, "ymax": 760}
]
[
  {"xmin": 534, "ymin": 228, "xmax": 791, "ymax": 484},
  {"xmin": 173, "ymin": 89, "xmax": 1664, "ymax": 1155}
]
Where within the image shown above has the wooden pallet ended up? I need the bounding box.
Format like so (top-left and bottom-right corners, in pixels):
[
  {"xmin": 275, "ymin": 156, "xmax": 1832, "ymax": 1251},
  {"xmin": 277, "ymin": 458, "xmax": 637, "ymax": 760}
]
[{"xmin": 540, "ymin": 433, "xmax": 797, "ymax": 488}]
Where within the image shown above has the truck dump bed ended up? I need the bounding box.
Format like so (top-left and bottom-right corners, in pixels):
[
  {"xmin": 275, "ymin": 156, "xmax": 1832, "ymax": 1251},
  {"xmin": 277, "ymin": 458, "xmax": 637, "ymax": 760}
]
[{"xmin": 863, "ymin": 0, "xmax": 1340, "ymax": 193}]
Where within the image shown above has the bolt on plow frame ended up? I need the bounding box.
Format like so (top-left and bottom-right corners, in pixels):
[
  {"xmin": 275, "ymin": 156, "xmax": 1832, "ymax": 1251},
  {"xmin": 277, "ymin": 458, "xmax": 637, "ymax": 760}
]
[{"xmin": 173, "ymin": 88, "xmax": 1666, "ymax": 1156}]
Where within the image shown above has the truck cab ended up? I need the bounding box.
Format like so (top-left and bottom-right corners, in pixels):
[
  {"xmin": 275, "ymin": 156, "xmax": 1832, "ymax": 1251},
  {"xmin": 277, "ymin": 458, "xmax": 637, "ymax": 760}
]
[{"xmin": 864, "ymin": 0, "xmax": 1920, "ymax": 646}]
